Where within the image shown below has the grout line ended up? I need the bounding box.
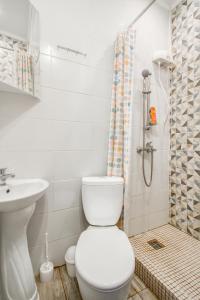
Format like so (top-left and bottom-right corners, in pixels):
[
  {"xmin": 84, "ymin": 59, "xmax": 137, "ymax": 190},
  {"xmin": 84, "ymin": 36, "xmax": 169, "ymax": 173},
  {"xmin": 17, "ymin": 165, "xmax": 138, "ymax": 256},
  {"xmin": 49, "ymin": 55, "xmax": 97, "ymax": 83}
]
[
  {"xmin": 35, "ymin": 204, "xmax": 83, "ymax": 216},
  {"xmin": 29, "ymin": 233, "xmax": 80, "ymax": 250},
  {"xmin": 40, "ymin": 84, "xmax": 112, "ymax": 101},
  {"xmin": 39, "ymin": 84, "xmax": 111, "ymax": 102},
  {"xmin": 40, "ymin": 52, "xmax": 112, "ymax": 73},
  {"xmin": 0, "ymin": 115, "xmax": 110, "ymax": 125},
  {"xmin": 0, "ymin": 149, "xmax": 97, "ymax": 153}
]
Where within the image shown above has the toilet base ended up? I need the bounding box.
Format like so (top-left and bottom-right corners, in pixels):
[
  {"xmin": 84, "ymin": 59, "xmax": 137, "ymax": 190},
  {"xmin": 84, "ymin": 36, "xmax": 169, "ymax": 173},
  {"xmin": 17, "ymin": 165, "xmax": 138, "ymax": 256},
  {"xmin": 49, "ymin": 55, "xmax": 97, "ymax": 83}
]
[{"xmin": 76, "ymin": 272, "xmax": 131, "ymax": 300}]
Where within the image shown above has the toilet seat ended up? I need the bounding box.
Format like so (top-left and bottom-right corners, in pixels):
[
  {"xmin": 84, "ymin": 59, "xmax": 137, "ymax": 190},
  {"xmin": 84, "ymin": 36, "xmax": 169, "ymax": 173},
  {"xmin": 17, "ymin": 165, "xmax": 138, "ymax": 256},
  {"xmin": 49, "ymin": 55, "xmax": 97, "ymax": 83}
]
[{"xmin": 75, "ymin": 226, "xmax": 134, "ymax": 291}]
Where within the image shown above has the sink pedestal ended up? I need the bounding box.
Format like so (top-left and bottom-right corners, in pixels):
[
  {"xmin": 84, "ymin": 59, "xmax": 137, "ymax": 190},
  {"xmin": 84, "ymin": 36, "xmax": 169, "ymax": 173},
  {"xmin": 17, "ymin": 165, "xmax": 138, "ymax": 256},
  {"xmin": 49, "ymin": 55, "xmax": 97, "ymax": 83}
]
[{"xmin": 0, "ymin": 203, "xmax": 39, "ymax": 300}]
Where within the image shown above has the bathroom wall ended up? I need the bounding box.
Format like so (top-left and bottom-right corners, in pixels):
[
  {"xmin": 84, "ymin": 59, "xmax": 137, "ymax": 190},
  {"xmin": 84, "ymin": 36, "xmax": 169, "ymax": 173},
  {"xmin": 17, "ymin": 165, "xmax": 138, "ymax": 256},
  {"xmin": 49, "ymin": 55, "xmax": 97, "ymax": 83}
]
[
  {"xmin": 127, "ymin": 4, "xmax": 170, "ymax": 236},
  {"xmin": 0, "ymin": 0, "xmax": 170, "ymax": 273},
  {"xmin": 170, "ymin": 0, "xmax": 200, "ymax": 240}
]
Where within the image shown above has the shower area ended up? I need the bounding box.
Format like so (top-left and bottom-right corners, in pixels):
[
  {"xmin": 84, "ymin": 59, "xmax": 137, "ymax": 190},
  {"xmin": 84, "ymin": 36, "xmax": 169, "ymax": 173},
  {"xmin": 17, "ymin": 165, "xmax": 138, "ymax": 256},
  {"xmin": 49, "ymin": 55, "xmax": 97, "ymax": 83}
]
[
  {"xmin": 108, "ymin": 0, "xmax": 200, "ymax": 299},
  {"xmin": 108, "ymin": 0, "xmax": 171, "ymax": 236},
  {"xmin": 108, "ymin": 0, "xmax": 200, "ymax": 238}
]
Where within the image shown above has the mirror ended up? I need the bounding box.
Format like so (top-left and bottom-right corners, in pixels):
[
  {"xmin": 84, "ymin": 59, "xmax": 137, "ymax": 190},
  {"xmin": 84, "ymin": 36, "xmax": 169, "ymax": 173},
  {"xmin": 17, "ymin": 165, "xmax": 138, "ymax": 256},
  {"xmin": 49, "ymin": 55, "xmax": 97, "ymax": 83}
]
[{"xmin": 0, "ymin": 0, "xmax": 40, "ymax": 98}]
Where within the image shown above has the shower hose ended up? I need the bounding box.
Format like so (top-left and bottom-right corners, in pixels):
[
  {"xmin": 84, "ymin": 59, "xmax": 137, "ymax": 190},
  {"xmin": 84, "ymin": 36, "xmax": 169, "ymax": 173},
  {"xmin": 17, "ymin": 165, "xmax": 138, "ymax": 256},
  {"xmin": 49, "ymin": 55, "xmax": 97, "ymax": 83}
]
[
  {"xmin": 142, "ymin": 74, "xmax": 154, "ymax": 187},
  {"xmin": 142, "ymin": 145, "xmax": 153, "ymax": 187}
]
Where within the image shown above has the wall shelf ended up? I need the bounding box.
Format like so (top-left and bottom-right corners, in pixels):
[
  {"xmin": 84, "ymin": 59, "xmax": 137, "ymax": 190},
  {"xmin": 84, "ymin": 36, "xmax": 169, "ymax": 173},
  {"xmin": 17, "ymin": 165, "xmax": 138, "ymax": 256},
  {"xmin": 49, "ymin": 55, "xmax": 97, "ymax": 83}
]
[{"xmin": 152, "ymin": 56, "xmax": 175, "ymax": 68}]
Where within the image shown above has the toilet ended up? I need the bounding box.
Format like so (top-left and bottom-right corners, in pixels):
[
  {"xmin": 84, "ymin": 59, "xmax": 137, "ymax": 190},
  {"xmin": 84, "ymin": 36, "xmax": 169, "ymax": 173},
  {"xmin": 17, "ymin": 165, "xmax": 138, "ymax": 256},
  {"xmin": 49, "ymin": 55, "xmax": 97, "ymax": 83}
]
[{"xmin": 75, "ymin": 176, "xmax": 135, "ymax": 300}]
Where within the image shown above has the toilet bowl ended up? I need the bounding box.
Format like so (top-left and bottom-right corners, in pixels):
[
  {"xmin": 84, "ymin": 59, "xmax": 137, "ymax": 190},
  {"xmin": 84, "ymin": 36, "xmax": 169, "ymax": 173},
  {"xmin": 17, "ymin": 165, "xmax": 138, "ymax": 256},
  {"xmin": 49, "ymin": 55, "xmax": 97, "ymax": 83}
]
[
  {"xmin": 75, "ymin": 176, "xmax": 135, "ymax": 300},
  {"xmin": 75, "ymin": 226, "xmax": 135, "ymax": 300}
]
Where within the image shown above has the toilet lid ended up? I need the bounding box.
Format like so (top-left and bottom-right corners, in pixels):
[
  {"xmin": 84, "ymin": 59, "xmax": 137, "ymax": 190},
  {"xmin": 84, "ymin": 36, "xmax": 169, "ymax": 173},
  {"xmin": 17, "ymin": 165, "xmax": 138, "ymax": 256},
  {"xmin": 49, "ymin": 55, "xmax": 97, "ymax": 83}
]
[{"xmin": 75, "ymin": 226, "xmax": 135, "ymax": 290}]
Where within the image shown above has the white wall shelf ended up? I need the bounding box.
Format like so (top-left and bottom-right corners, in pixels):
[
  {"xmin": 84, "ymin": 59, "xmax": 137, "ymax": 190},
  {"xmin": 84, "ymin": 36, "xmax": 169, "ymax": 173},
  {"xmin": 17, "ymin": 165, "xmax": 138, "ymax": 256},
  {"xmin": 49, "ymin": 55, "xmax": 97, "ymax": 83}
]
[{"xmin": 153, "ymin": 56, "xmax": 175, "ymax": 68}]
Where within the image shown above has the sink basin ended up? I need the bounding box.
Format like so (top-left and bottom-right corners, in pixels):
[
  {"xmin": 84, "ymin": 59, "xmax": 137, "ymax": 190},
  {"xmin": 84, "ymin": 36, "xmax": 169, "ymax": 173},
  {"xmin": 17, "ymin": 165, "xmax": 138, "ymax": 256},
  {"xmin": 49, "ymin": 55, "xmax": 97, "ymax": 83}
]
[
  {"xmin": 0, "ymin": 178, "xmax": 49, "ymax": 300},
  {"xmin": 0, "ymin": 178, "xmax": 49, "ymax": 212}
]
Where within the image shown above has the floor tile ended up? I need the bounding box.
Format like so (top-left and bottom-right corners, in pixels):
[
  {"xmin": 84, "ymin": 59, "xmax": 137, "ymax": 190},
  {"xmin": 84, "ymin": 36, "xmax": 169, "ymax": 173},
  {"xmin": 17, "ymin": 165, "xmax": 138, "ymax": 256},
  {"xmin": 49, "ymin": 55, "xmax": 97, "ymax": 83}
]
[
  {"xmin": 131, "ymin": 274, "xmax": 146, "ymax": 293},
  {"xmin": 36, "ymin": 268, "xmax": 66, "ymax": 300},
  {"xmin": 59, "ymin": 266, "xmax": 82, "ymax": 300},
  {"xmin": 129, "ymin": 294, "xmax": 142, "ymax": 300},
  {"xmin": 130, "ymin": 224, "xmax": 200, "ymax": 300},
  {"xmin": 139, "ymin": 288, "xmax": 158, "ymax": 300},
  {"xmin": 36, "ymin": 265, "xmax": 157, "ymax": 300}
]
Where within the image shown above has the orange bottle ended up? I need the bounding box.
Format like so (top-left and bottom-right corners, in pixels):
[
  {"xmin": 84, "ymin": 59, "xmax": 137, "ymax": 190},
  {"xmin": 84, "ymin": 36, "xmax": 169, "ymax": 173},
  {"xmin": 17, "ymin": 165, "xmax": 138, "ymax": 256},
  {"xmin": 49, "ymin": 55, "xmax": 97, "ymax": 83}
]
[{"xmin": 149, "ymin": 106, "xmax": 157, "ymax": 125}]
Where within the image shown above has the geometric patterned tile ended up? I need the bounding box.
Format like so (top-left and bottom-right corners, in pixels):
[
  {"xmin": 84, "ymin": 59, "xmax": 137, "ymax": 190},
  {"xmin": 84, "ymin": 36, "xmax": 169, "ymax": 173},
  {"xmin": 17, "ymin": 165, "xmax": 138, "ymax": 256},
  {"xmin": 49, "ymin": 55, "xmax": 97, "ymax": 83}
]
[{"xmin": 170, "ymin": 0, "xmax": 200, "ymax": 241}]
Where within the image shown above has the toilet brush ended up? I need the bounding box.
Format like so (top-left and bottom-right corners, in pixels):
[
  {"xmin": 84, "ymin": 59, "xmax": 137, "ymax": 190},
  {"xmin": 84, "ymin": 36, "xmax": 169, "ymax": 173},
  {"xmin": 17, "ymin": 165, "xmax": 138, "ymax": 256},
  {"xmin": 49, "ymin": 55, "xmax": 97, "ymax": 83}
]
[{"xmin": 40, "ymin": 232, "xmax": 54, "ymax": 282}]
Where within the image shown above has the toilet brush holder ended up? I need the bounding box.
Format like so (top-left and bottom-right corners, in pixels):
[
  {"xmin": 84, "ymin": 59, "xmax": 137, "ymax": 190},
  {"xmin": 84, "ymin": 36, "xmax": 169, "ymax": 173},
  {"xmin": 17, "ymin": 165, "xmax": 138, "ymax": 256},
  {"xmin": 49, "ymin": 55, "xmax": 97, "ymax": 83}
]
[
  {"xmin": 40, "ymin": 232, "xmax": 54, "ymax": 282},
  {"xmin": 40, "ymin": 261, "xmax": 54, "ymax": 282}
]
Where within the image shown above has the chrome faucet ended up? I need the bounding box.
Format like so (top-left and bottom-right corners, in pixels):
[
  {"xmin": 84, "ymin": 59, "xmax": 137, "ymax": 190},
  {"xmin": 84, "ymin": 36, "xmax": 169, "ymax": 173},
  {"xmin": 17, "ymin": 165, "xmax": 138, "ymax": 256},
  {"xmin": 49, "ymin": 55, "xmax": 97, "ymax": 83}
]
[
  {"xmin": 137, "ymin": 142, "xmax": 156, "ymax": 154},
  {"xmin": 145, "ymin": 141, "xmax": 156, "ymax": 153},
  {"xmin": 0, "ymin": 168, "xmax": 15, "ymax": 186}
]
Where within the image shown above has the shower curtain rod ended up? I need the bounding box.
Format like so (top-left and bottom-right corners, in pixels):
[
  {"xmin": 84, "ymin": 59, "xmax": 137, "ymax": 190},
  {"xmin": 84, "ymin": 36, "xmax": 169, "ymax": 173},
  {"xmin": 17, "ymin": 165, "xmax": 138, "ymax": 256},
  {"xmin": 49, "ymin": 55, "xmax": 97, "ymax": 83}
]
[{"xmin": 128, "ymin": 0, "xmax": 157, "ymax": 30}]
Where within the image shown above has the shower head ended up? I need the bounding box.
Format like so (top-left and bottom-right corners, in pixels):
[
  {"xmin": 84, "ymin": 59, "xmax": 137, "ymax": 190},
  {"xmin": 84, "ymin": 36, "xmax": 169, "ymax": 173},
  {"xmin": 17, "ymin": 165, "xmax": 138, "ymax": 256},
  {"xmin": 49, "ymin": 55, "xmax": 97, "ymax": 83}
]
[{"xmin": 142, "ymin": 69, "xmax": 151, "ymax": 78}]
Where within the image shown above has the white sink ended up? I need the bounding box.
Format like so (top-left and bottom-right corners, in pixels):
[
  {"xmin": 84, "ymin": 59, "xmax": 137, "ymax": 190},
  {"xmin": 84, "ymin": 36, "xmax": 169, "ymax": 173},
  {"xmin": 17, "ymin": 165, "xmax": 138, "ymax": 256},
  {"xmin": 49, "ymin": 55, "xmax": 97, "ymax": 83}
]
[
  {"xmin": 0, "ymin": 178, "xmax": 49, "ymax": 212},
  {"xmin": 0, "ymin": 178, "xmax": 49, "ymax": 300}
]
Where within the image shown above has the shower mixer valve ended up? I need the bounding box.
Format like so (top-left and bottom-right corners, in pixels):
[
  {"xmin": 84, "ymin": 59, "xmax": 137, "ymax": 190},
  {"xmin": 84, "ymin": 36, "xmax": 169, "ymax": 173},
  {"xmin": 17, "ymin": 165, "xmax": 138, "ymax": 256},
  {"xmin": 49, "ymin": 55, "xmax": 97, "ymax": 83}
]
[{"xmin": 137, "ymin": 142, "xmax": 156, "ymax": 154}]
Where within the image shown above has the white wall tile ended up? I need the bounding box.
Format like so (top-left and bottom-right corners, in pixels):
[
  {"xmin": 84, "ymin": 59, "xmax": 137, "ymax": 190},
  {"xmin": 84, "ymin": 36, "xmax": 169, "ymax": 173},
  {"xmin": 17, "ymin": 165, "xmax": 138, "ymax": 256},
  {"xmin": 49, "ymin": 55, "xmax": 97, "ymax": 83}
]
[
  {"xmin": 129, "ymin": 216, "xmax": 148, "ymax": 237},
  {"xmin": 48, "ymin": 234, "xmax": 80, "ymax": 267},
  {"xmin": 48, "ymin": 57, "xmax": 112, "ymax": 99},
  {"xmin": 148, "ymin": 209, "xmax": 169, "ymax": 230},
  {"xmin": 53, "ymin": 150, "xmax": 107, "ymax": 181},
  {"xmin": 0, "ymin": 117, "xmax": 55, "ymax": 151},
  {"xmin": 0, "ymin": 150, "xmax": 54, "ymax": 180},
  {"xmin": 38, "ymin": 87, "xmax": 111, "ymax": 123},
  {"xmin": 52, "ymin": 179, "xmax": 82, "ymax": 211},
  {"xmin": 129, "ymin": 194, "xmax": 148, "ymax": 219},
  {"xmin": 28, "ymin": 207, "xmax": 86, "ymax": 248},
  {"xmin": 29, "ymin": 234, "xmax": 79, "ymax": 274},
  {"xmin": 48, "ymin": 207, "xmax": 86, "ymax": 242},
  {"xmin": 145, "ymin": 189, "xmax": 169, "ymax": 214},
  {"xmin": 40, "ymin": 54, "xmax": 52, "ymax": 87},
  {"xmin": 0, "ymin": 116, "xmax": 109, "ymax": 152}
]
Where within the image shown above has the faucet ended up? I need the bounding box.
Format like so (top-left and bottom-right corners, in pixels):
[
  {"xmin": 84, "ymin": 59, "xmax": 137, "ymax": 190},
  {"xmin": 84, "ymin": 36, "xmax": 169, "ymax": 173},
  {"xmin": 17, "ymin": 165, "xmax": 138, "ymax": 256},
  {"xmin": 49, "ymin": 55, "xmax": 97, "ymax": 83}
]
[
  {"xmin": 137, "ymin": 142, "xmax": 156, "ymax": 154},
  {"xmin": 0, "ymin": 168, "xmax": 15, "ymax": 186},
  {"xmin": 145, "ymin": 142, "xmax": 157, "ymax": 153}
]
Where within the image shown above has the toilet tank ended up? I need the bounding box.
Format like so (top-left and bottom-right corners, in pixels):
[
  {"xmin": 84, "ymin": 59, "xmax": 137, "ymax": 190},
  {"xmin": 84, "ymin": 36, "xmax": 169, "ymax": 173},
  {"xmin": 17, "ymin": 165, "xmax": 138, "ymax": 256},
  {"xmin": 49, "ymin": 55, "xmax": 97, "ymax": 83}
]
[{"xmin": 82, "ymin": 176, "xmax": 124, "ymax": 226}]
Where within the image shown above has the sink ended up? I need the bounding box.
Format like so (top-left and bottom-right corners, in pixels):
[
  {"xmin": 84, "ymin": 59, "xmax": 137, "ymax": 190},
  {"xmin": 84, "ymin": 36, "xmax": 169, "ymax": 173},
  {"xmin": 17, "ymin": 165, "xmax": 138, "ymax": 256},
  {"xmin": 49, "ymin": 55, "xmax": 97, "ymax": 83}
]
[
  {"xmin": 0, "ymin": 178, "xmax": 49, "ymax": 212},
  {"xmin": 0, "ymin": 178, "xmax": 49, "ymax": 300}
]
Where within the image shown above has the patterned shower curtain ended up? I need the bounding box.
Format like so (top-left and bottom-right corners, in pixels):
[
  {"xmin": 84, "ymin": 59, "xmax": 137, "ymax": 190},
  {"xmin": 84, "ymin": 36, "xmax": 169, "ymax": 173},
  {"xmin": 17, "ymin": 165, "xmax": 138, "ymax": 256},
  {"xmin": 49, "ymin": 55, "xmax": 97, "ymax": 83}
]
[
  {"xmin": 15, "ymin": 48, "xmax": 33, "ymax": 95},
  {"xmin": 107, "ymin": 30, "xmax": 135, "ymax": 232}
]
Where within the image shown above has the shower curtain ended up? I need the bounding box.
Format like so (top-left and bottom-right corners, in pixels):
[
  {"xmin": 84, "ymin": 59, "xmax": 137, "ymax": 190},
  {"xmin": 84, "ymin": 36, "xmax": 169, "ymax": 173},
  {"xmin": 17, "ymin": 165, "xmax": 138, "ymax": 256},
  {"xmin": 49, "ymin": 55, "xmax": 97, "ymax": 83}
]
[
  {"xmin": 107, "ymin": 30, "xmax": 135, "ymax": 232},
  {"xmin": 15, "ymin": 48, "xmax": 33, "ymax": 94}
]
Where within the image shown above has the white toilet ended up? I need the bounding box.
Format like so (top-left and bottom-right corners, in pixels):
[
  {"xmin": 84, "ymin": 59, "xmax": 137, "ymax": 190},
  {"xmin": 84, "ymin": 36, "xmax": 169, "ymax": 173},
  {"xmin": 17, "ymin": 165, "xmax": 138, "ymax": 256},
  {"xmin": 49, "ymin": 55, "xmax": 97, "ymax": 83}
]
[{"xmin": 75, "ymin": 176, "xmax": 135, "ymax": 300}]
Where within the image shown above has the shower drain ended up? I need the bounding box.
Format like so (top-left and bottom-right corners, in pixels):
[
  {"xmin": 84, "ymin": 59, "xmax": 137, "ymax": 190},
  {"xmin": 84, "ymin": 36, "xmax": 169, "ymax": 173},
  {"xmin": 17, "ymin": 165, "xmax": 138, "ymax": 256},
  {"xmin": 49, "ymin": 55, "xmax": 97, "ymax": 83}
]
[{"xmin": 147, "ymin": 239, "xmax": 165, "ymax": 250}]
